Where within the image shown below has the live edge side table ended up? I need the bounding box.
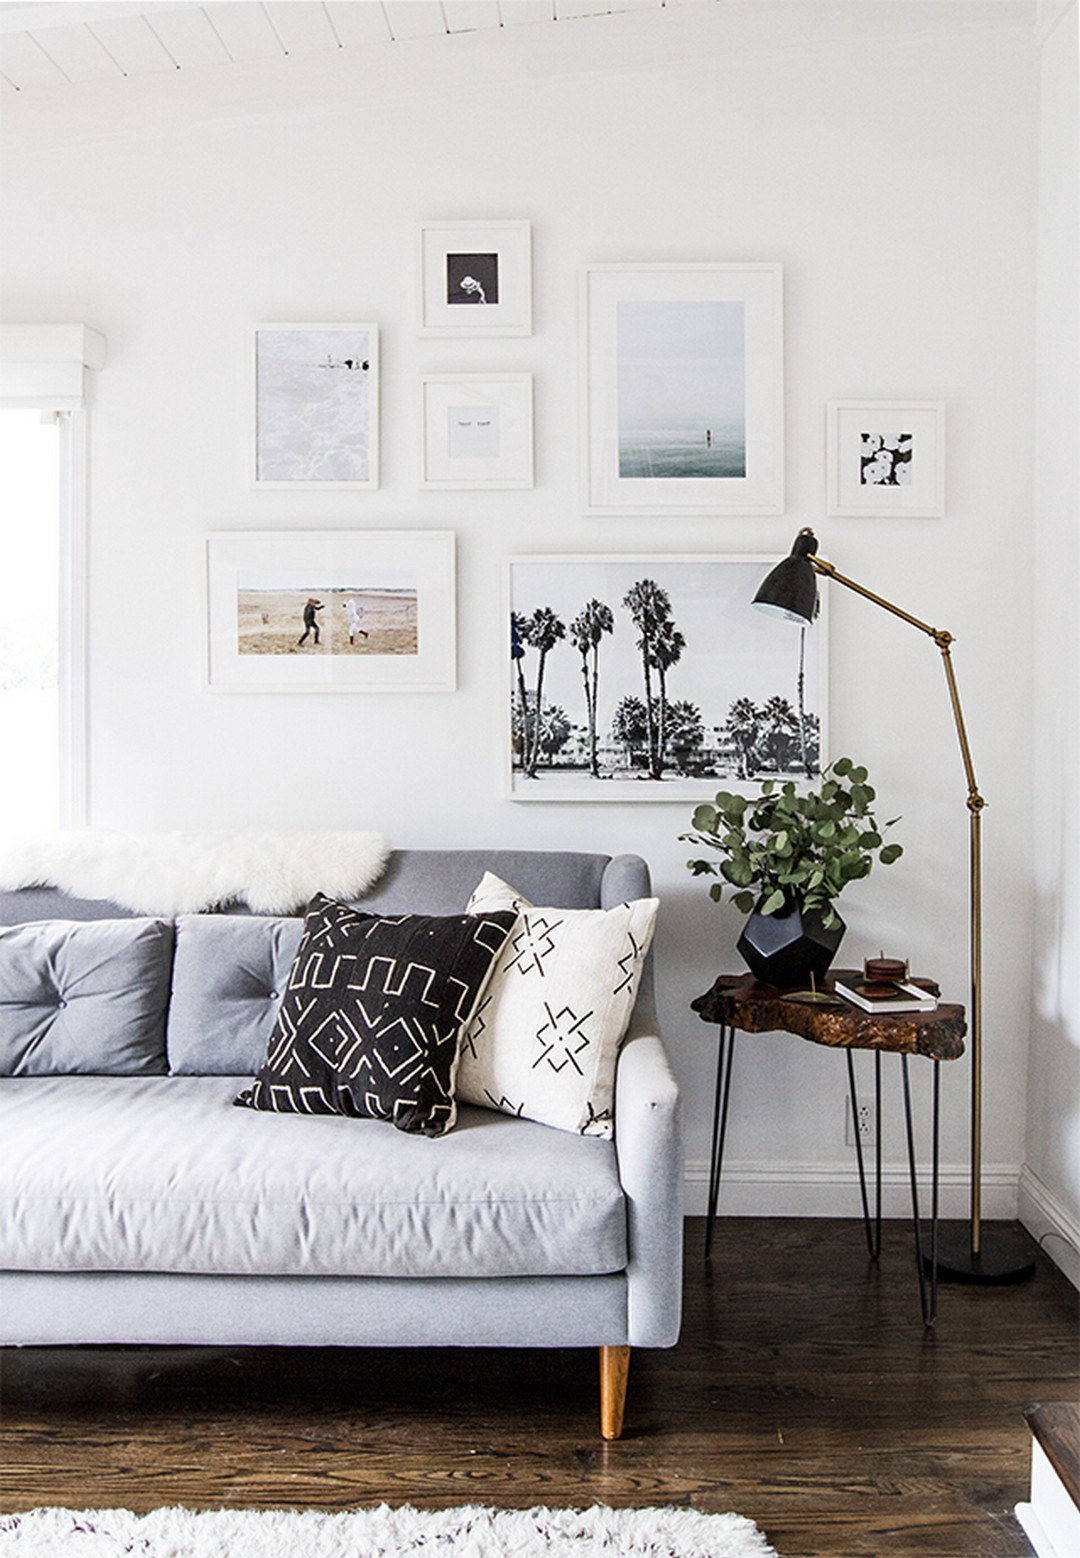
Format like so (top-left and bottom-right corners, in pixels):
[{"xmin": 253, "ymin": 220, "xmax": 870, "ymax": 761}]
[{"xmin": 691, "ymin": 971, "xmax": 967, "ymax": 1326}]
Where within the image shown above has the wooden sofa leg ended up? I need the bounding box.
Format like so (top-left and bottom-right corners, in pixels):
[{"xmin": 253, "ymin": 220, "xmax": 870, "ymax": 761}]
[{"xmin": 600, "ymin": 1344, "xmax": 631, "ymax": 1440}]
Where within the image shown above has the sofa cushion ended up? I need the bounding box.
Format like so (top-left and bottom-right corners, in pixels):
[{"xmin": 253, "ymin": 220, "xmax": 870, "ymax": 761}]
[
  {"xmin": 457, "ymin": 874, "xmax": 658, "ymax": 1138},
  {"xmin": 0, "ymin": 1076, "xmax": 628, "ymax": 1279},
  {"xmin": 0, "ymin": 918, "xmax": 173, "ymax": 1076},
  {"xmin": 167, "ymin": 914, "xmax": 304, "ymax": 1075},
  {"xmin": 236, "ymin": 896, "xmax": 517, "ymax": 1137}
]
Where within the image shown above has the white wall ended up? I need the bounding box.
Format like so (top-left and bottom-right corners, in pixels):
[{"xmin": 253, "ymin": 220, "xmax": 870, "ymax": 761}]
[
  {"xmin": 1022, "ymin": 0, "xmax": 1080, "ymax": 1284},
  {"xmin": 0, "ymin": 3, "xmax": 1046, "ymax": 1217}
]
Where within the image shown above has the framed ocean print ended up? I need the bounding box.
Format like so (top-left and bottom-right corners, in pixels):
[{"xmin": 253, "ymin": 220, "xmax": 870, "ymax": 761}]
[
  {"xmin": 580, "ymin": 264, "xmax": 784, "ymax": 517},
  {"xmin": 206, "ymin": 530, "xmax": 455, "ymax": 692},
  {"xmin": 507, "ymin": 554, "xmax": 826, "ymax": 802},
  {"xmin": 420, "ymin": 373, "xmax": 534, "ymax": 489},
  {"xmin": 419, "ymin": 221, "xmax": 532, "ymax": 337},
  {"xmin": 253, "ymin": 324, "xmax": 379, "ymax": 488},
  {"xmin": 827, "ymin": 400, "xmax": 945, "ymax": 517}
]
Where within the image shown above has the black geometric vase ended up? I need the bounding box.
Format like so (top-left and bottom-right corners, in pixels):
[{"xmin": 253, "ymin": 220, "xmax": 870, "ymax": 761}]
[{"xmin": 736, "ymin": 898, "xmax": 846, "ymax": 990}]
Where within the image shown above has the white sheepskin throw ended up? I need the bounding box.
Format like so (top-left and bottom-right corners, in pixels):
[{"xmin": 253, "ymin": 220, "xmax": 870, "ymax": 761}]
[
  {"xmin": 0, "ymin": 1503, "xmax": 780, "ymax": 1557},
  {"xmin": 0, "ymin": 829, "xmax": 391, "ymax": 916}
]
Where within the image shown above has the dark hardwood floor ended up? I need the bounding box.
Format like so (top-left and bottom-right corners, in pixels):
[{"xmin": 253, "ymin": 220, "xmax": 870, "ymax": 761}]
[{"xmin": 2, "ymin": 1218, "xmax": 1076, "ymax": 1557}]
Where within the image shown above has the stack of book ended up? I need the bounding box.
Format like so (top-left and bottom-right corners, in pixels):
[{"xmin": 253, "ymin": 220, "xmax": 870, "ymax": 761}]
[{"xmin": 834, "ymin": 975, "xmax": 939, "ymax": 1013}]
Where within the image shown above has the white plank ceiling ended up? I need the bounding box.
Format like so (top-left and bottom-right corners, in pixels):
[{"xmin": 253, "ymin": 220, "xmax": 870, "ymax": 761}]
[{"xmin": 0, "ymin": 0, "xmax": 703, "ymax": 92}]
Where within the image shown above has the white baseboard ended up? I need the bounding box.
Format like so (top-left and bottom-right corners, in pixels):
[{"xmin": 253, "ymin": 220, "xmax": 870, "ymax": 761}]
[
  {"xmin": 1018, "ymin": 1164, "xmax": 1080, "ymax": 1289},
  {"xmin": 683, "ymin": 1158, "xmax": 1022, "ymax": 1220}
]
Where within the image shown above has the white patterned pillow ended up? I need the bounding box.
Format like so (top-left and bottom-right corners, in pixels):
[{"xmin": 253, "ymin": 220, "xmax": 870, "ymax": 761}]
[{"xmin": 457, "ymin": 873, "xmax": 658, "ymax": 1137}]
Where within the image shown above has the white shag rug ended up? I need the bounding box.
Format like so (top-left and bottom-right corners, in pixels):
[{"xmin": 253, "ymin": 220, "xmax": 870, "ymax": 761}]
[
  {"xmin": 0, "ymin": 829, "xmax": 391, "ymax": 916},
  {"xmin": 0, "ymin": 1504, "xmax": 779, "ymax": 1557}
]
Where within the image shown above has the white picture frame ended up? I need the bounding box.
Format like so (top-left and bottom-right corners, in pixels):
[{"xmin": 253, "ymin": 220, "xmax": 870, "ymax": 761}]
[
  {"xmin": 507, "ymin": 554, "xmax": 827, "ymax": 802},
  {"xmin": 253, "ymin": 324, "xmax": 379, "ymax": 489},
  {"xmin": 420, "ymin": 373, "xmax": 534, "ymax": 489},
  {"xmin": 580, "ymin": 263, "xmax": 784, "ymax": 517},
  {"xmin": 206, "ymin": 530, "xmax": 455, "ymax": 692},
  {"xmin": 419, "ymin": 221, "xmax": 532, "ymax": 337},
  {"xmin": 827, "ymin": 400, "xmax": 945, "ymax": 517}
]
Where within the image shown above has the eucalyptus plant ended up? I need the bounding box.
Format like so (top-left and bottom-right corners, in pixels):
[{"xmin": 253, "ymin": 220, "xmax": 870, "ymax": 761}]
[{"xmin": 682, "ymin": 757, "xmax": 903, "ymax": 929}]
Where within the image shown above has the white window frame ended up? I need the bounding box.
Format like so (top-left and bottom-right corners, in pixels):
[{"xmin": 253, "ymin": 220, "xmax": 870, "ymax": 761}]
[{"xmin": 0, "ymin": 325, "xmax": 104, "ymax": 828}]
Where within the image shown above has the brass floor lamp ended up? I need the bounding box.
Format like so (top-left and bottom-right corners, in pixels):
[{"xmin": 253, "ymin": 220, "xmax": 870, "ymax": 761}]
[{"xmin": 753, "ymin": 529, "xmax": 1034, "ymax": 1282}]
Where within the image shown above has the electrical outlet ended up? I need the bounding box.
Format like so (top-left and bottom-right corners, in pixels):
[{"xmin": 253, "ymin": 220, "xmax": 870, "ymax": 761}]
[{"xmin": 845, "ymin": 1097, "xmax": 877, "ymax": 1147}]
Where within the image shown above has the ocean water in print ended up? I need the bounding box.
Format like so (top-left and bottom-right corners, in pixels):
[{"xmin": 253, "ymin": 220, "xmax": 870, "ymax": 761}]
[
  {"xmin": 619, "ymin": 423, "xmax": 746, "ymax": 479},
  {"xmin": 256, "ymin": 330, "xmax": 371, "ymax": 483}
]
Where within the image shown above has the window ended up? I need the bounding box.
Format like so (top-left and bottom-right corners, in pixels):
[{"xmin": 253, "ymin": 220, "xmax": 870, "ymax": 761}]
[
  {"xmin": 0, "ymin": 323, "xmax": 102, "ymax": 830},
  {"xmin": 0, "ymin": 408, "xmax": 63, "ymax": 828}
]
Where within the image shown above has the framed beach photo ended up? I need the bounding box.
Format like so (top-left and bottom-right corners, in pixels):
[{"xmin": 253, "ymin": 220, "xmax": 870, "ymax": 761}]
[
  {"xmin": 419, "ymin": 221, "xmax": 532, "ymax": 337},
  {"xmin": 827, "ymin": 401, "xmax": 945, "ymax": 517},
  {"xmin": 206, "ymin": 531, "xmax": 455, "ymax": 692},
  {"xmin": 420, "ymin": 373, "xmax": 533, "ymax": 489},
  {"xmin": 580, "ymin": 264, "xmax": 784, "ymax": 516},
  {"xmin": 254, "ymin": 324, "xmax": 379, "ymax": 488},
  {"xmin": 507, "ymin": 554, "xmax": 826, "ymax": 802}
]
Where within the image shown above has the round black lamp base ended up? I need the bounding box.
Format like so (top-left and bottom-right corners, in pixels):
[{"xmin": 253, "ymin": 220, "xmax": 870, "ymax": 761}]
[{"xmin": 924, "ymin": 1223, "xmax": 1037, "ymax": 1284}]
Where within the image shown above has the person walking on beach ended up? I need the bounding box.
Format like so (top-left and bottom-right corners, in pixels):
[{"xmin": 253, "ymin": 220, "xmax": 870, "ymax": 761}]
[{"xmin": 298, "ymin": 597, "xmax": 324, "ymax": 646}]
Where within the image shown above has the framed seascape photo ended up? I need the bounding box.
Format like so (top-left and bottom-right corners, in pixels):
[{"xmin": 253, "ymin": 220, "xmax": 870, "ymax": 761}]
[
  {"xmin": 420, "ymin": 374, "xmax": 533, "ymax": 489},
  {"xmin": 580, "ymin": 264, "xmax": 784, "ymax": 517},
  {"xmin": 507, "ymin": 554, "xmax": 826, "ymax": 802},
  {"xmin": 827, "ymin": 401, "xmax": 945, "ymax": 517},
  {"xmin": 206, "ymin": 531, "xmax": 455, "ymax": 692},
  {"xmin": 419, "ymin": 221, "xmax": 532, "ymax": 337},
  {"xmin": 254, "ymin": 325, "xmax": 379, "ymax": 488}
]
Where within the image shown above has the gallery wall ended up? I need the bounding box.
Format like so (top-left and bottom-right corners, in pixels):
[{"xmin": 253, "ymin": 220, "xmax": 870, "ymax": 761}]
[{"xmin": 0, "ymin": 2, "xmax": 1050, "ymax": 1219}]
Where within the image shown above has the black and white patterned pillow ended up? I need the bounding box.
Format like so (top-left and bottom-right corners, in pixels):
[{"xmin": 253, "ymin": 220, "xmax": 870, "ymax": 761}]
[
  {"xmin": 457, "ymin": 874, "xmax": 659, "ymax": 1138},
  {"xmin": 235, "ymin": 895, "xmax": 516, "ymax": 1137}
]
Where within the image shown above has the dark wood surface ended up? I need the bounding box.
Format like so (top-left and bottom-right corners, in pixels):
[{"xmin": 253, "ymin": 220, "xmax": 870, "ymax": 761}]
[
  {"xmin": 692, "ymin": 971, "xmax": 967, "ymax": 1060},
  {"xmin": 2, "ymin": 1218, "xmax": 1076, "ymax": 1557},
  {"xmin": 1024, "ymin": 1401, "xmax": 1079, "ymax": 1510}
]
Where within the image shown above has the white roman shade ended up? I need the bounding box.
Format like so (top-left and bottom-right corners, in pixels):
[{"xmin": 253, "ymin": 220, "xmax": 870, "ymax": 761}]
[{"xmin": 0, "ymin": 324, "xmax": 106, "ymax": 402}]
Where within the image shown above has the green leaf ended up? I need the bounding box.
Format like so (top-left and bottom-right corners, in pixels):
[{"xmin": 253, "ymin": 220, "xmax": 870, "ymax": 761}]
[
  {"xmin": 879, "ymin": 843, "xmax": 904, "ymax": 864},
  {"xmin": 833, "ymin": 757, "xmax": 853, "ymax": 776},
  {"xmin": 850, "ymin": 765, "xmax": 868, "ymax": 784},
  {"xmin": 687, "ymin": 859, "xmax": 717, "ymax": 876},
  {"xmin": 761, "ymin": 889, "xmax": 786, "ymax": 915},
  {"xmin": 692, "ymin": 804, "xmax": 718, "ymax": 831},
  {"xmin": 733, "ymin": 891, "xmax": 756, "ymax": 915}
]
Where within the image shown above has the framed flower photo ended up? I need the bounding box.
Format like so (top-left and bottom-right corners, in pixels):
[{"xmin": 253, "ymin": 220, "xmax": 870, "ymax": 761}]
[
  {"xmin": 254, "ymin": 324, "xmax": 378, "ymax": 489},
  {"xmin": 580, "ymin": 263, "xmax": 784, "ymax": 517},
  {"xmin": 419, "ymin": 221, "xmax": 532, "ymax": 337},
  {"xmin": 420, "ymin": 373, "xmax": 533, "ymax": 489},
  {"xmin": 206, "ymin": 530, "xmax": 455, "ymax": 693},
  {"xmin": 827, "ymin": 401, "xmax": 945, "ymax": 517},
  {"xmin": 507, "ymin": 553, "xmax": 827, "ymax": 802}
]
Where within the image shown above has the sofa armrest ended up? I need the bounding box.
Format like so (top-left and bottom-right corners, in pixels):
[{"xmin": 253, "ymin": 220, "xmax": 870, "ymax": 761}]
[{"xmin": 613, "ymin": 1000, "xmax": 684, "ymax": 1348}]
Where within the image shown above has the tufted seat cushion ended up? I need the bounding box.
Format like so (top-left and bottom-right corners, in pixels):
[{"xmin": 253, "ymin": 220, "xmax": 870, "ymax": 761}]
[
  {"xmin": 0, "ymin": 918, "xmax": 173, "ymax": 1076},
  {"xmin": 0, "ymin": 1076, "xmax": 629, "ymax": 1279}
]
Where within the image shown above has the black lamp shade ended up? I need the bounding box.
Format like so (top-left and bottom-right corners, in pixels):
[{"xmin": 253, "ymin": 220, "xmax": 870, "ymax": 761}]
[{"xmin": 753, "ymin": 530, "xmax": 820, "ymax": 626}]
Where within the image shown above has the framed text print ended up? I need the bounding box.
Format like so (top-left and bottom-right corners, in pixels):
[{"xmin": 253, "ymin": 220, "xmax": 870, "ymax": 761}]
[
  {"xmin": 207, "ymin": 531, "xmax": 455, "ymax": 692},
  {"xmin": 421, "ymin": 373, "xmax": 534, "ymax": 489},
  {"xmin": 507, "ymin": 554, "xmax": 826, "ymax": 802},
  {"xmin": 254, "ymin": 324, "xmax": 379, "ymax": 488},
  {"xmin": 827, "ymin": 401, "xmax": 945, "ymax": 517},
  {"xmin": 580, "ymin": 264, "xmax": 784, "ymax": 516},
  {"xmin": 420, "ymin": 221, "xmax": 532, "ymax": 337}
]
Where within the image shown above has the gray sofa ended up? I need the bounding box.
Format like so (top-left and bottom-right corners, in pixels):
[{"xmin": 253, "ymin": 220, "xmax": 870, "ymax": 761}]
[{"xmin": 0, "ymin": 848, "xmax": 683, "ymax": 1439}]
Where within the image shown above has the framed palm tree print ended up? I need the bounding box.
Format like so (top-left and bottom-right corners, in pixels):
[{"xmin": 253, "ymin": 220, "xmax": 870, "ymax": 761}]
[{"xmin": 506, "ymin": 555, "xmax": 827, "ymax": 802}]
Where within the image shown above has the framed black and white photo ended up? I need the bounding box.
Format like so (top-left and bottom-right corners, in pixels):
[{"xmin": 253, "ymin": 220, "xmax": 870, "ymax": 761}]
[
  {"xmin": 207, "ymin": 531, "xmax": 455, "ymax": 692},
  {"xmin": 507, "ymin": 554, "xmax": 826, "ymax": 802},
  {"xmin": 419, "ymin": 221, "xmax": 532, "ymax": 337},
  {"xmin": 420, "ymin": 373, "xmax": 533, "ymax": 489},
  {"xmin": 827, "ymin": 401, "xmax": 945, "ymax": 517},
  {"xmin": 580, "ymin": 264, "xmax": 784, "ymax": 516},
  {"xmin": 254, "ymin": 325, "xmax": 379, "ymax": 488}
]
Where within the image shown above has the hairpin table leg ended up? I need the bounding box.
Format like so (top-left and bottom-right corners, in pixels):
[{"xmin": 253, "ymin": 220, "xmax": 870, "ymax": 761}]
[
  {"xmin": 847, "ymin": 1048, "xmax": 882, "ymax": 1261},
  {"xmin": 902, "ymin": 1054, "xmax": 938, "ymax": 1327},
  {"xmin": 705, "ymin": 1025, "xmax": 736, "ymax": 1260}
]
